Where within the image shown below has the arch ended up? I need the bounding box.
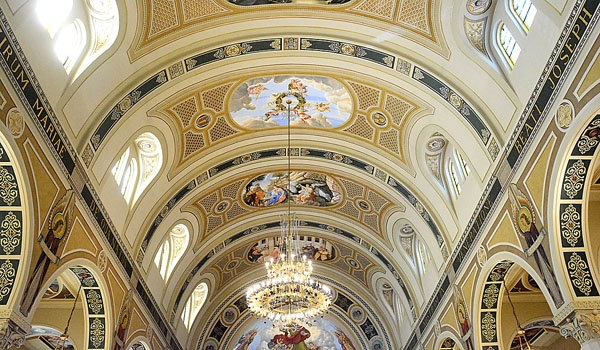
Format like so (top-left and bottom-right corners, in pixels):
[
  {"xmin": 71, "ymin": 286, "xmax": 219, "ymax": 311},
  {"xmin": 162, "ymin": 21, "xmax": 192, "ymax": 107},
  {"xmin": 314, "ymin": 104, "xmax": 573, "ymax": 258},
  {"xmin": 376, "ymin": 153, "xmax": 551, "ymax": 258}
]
[
  {"xmin": 435, "ymin": 331, "xmax": 464, "ymax": 350},
  {"xmin": 181, "ymin": 281, "xmax": 208, "ymax": 331},
  {"xmin": 25, "ymin": 259, "xmax": 112, "ymax": 350},
  {"xmin": 0, "ymin": 127, "xmax": 32, "ymax": 317},
  {"xmin": 67, "ymin": 264, "xmax": 111, "ymax": 350},
  {"xmin": 127, "ymin": 337, "xmax": 151, "ymax": 349},
  {"xmin": 474, "ymin": 252, "xmax": 561, "ymax": 349},
  {"xmin": 550, "ymin": 111, "xmax": 600, "ymax": 300},
  {"xmin": 374, "ymin": 275, "xmax": 405, "ymax": 325}
]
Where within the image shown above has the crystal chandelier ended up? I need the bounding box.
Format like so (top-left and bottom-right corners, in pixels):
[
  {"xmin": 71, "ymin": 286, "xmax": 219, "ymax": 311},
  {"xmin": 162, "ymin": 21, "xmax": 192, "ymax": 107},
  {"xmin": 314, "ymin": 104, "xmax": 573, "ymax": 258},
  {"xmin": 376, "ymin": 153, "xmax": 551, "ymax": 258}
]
[{"xmin": 246, "ymin": 97, "xmax": 333, "ymax": 331}]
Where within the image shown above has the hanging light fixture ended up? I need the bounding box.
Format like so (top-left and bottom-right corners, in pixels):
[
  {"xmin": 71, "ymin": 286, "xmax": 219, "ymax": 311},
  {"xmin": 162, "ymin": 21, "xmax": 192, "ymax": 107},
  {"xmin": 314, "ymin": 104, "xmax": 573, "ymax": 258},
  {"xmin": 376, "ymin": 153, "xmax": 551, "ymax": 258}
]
[
  {"xmin": 55, "ymin": 279, "xmax": 83, "ymax": 350},
  {"xmin": 503, "ymin": 282, "xmax": 532, "ymax": 350},
  {"xmin": 246, "ymin": 97, "xmax": 333, "ymax": 332}
]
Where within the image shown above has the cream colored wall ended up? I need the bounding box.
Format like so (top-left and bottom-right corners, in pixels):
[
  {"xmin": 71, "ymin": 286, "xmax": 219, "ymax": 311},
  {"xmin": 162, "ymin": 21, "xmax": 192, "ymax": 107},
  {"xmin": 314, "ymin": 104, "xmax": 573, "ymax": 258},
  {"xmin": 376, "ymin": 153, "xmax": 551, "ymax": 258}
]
[{"xmin": 31, "ymin": 301, "xmax": 85, "ymax": 350}]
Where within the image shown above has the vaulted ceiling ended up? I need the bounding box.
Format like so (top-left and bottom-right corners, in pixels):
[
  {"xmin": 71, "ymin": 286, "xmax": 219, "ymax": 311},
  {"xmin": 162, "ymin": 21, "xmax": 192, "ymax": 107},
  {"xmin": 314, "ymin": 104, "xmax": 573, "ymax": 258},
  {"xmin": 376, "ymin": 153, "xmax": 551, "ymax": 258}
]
[{"xmin": 6, "ymin": 0, "xmax": 547, "ymax": 348}]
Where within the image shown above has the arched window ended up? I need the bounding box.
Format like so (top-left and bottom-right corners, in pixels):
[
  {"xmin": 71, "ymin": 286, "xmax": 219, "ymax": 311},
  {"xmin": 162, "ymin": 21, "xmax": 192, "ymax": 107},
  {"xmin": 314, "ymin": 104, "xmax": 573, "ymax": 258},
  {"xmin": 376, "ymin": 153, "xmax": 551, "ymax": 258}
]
[
  {"xmin": 498, "ymin": 23, "xmax": 521, "ymax": 66},
  {"xmin": 111, "ymin": 132, "xmax": 162, "ymax": 206},
  {"xmin": 54, "ymin": 20, "xmax": 86, "ymax": 71},
  {"xmin": 512, "ymin": 0, "xmax": 536, "ymax": 30},
  {"xmin": 35, "ymin": 0, "xmax": 118, "ymax": 75},
  {"xmin": 181, "ymin": 283, "xmax": 208, "ymax": 331},
  {"xmin": 36, "ymin": 0, "xmax": 73, "ymax": 36},
  {"xmin": 448, "ymin": 162, "xmax": 461, "ymax": 196},
  {"xmin": 398, "ymin": 224, "xmax": 431, "ymax": 276},
  {"xmin": 154, "ymin": 224, "xmax": 189, "ymax": 281},
  {"xmin": 381, "ymin": 282, "xmax": 403, "ymax": 324},
  {"xmin": 456, "ymin": 149, "xmax": 470, "ymax": 177},
  {"xmin": 425, "ymin": 133, "xmax": 470, "ymax": 200},
  {"xmin": 415, "ymin": 239, "xmax": 431, "ymax": 274}
]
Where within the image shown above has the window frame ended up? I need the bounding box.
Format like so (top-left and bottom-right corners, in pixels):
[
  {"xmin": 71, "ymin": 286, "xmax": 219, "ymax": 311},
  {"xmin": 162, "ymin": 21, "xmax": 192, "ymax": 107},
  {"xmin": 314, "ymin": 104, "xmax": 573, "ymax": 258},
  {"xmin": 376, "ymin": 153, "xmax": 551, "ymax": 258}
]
[{"xmin": 497, "ymin": 22, "xmax": 522, "ymax": 67}]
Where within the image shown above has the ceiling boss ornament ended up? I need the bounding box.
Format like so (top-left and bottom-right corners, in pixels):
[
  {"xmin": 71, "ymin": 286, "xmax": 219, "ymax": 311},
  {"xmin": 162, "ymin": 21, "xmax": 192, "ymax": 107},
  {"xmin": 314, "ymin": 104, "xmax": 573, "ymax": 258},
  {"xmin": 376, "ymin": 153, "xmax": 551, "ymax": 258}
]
[{"xmin": 246, "ymin": 97, "xmax": 333, "ymax": 332}]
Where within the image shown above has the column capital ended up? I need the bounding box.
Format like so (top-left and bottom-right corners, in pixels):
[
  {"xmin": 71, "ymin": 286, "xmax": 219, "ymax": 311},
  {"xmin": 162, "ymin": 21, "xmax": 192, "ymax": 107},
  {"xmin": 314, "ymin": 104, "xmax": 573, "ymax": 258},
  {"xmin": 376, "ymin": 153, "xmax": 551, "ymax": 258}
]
[
  {"xmin": 0, "ymin": 314, "xmax": 30, "ymax": 349},
  {"xmin": 559, "ymin": 310, "xmax": 600, "ymax": 346}
]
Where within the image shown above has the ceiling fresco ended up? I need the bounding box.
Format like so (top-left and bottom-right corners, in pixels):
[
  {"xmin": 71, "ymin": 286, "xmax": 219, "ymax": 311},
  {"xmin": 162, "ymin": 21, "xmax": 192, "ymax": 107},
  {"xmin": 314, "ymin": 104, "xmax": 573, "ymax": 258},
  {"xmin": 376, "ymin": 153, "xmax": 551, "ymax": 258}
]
[
  {"xmin": 242, "ymin": 171, "xmax": 342, "ymax": 207},
  {"xmin": 229, "ymin": 76, "xmax": 352, "ymax": 129},
  {"xmin": 188, "ymin": 171, "xmax": 396, "ymax": 245},
  {"xmin": 248, "ymin": 235, "xmax": 336, "ymax": 263},
  {"xmin": 148, "ymin": 73, "xmax": 424, "ymax": 173},
  {"xmin": 208, "ymin": 234, "xmax": 380, "ymax": 293},
  {"xmin": 228, "ymin": 320, "xmax": 357, "ymax": 350}
]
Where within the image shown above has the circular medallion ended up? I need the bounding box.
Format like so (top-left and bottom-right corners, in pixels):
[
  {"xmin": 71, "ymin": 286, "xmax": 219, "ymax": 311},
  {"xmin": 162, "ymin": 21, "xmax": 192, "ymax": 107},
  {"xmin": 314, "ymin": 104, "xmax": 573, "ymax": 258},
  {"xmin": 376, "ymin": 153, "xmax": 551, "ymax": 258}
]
[
  {"xmin": 357, "ymin": 200, "xmax": 370, "ymax": 211},
  {"xmin": 119, "ymin": 97, "xmax": 132, "ymax": 112},
  {"xmin": 240, "ymin": 154, "xmax": 253, "ymax": 163},
  {"xmin": 555, "ymin": 101, "xmax": 573, "ymax": 130},
  {"xmin": 225, "ymin": 44, "xmax": 241, "ymax": 57},
  {"xmin": 332, "ymin": 153, "xmax": 345, "ymax": 162},
  {"xmin": 427, "ymin": 138, "xmax": 446, "ymax": 152},
  {"xmin": 467, "ymin": 0, "xmax": 491, "ymax": 14},
  {"xmin": 349, "ymin": 305, "xmax": 366, "ymax": 323},
  {"xmin": 215, "ymin": 200, "xmax": 229, "ymax": 214},
  {"xmin": 346, "ymin": 257, "xmax": 361, "ymax": 269},
  {"xmin": 226, "ymin": 259, "xmax": 239, "ymax": 271},
  {"xmin": 195, "ymin": 114, "xmax": 211, "ymax": 129},
  {"xmin": 372, "ymin": 112, "xmax": 388, "ymax": 127},
  {"xmin": 222, "ymin": 307, "xmax": 238, "ymax": 325},
  {"xmin": 341, "ymin": 44, "xmax": 356, "ymax": 55},
  {"xmin": 400, "ymin": 225, "xmax": 414, "ymax": 235},
  {"xmin": 159, "ymin": 205, "xmax": 170, "ymax": 217},
  {"xmin": 204, "ymin": 340, "xmax": 218, "ymax": 350},
  {"xmin": 371, "ymin": 339, "xmax": 384, "ymax": 350},
  {"xmin": 138, "ymin": 140, "xmax": 156, "ymax": 153},
  {"xmin": 448, "ymin": 92, "xmax": 462, "ymax": 109}
]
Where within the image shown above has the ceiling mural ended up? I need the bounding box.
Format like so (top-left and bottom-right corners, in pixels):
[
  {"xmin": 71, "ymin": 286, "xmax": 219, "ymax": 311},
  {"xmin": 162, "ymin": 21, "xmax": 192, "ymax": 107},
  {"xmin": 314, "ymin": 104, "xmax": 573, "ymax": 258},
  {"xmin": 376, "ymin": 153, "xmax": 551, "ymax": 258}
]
[
  {"xmin": 188, "ymin": 172, "xmax": 396, "ymax": 246},
  {"xmin": 228, "ymin": 320, "xmax": 357, "ymax": 350},
  {"xmin": 148, "ymin": 75, "xmax": 422, "ymax": 174},
  {"xmin": 242, "ymin": 171, "xmax": 342, "ymax": 207},
  {"xmin": 248, "ymin": 235, "xmax": 336, "ymax": 263},
  {"xmin": 229, "ymin": 76, "xmax": 352, "ymax": 129},
  {"xmin": 208, "ymin": 235, "xmax": 379, "ymax": 293}
]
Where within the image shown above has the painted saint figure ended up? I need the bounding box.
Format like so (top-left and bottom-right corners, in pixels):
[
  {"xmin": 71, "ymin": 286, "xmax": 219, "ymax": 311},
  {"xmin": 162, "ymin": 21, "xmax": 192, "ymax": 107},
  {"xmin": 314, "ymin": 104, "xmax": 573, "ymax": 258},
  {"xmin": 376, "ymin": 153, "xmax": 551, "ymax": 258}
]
[
  {"xmin": 269, "ymin": 325, "xmax": 311, "ymax": 350},
  {"xmin": 334, "ymin": 329, "xmax": 357, "ymax": 350},
  {"xmin": 453, "ymin": 285, "xmax": 474, "ymax": 350},
  {"xmin": 234, "ymin": 329, "xmax": 257, "ymax": 350},
  {"xmin": 113, "ymin": 292, "xmax": 132, "ymax": 350},
  {"xmin": 21, "ymin": 190, "xmax": 75, "ymax": 316},
  {"xmin": 509, "ymin": 184, "xmax": 564, "ymax": 307}
]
